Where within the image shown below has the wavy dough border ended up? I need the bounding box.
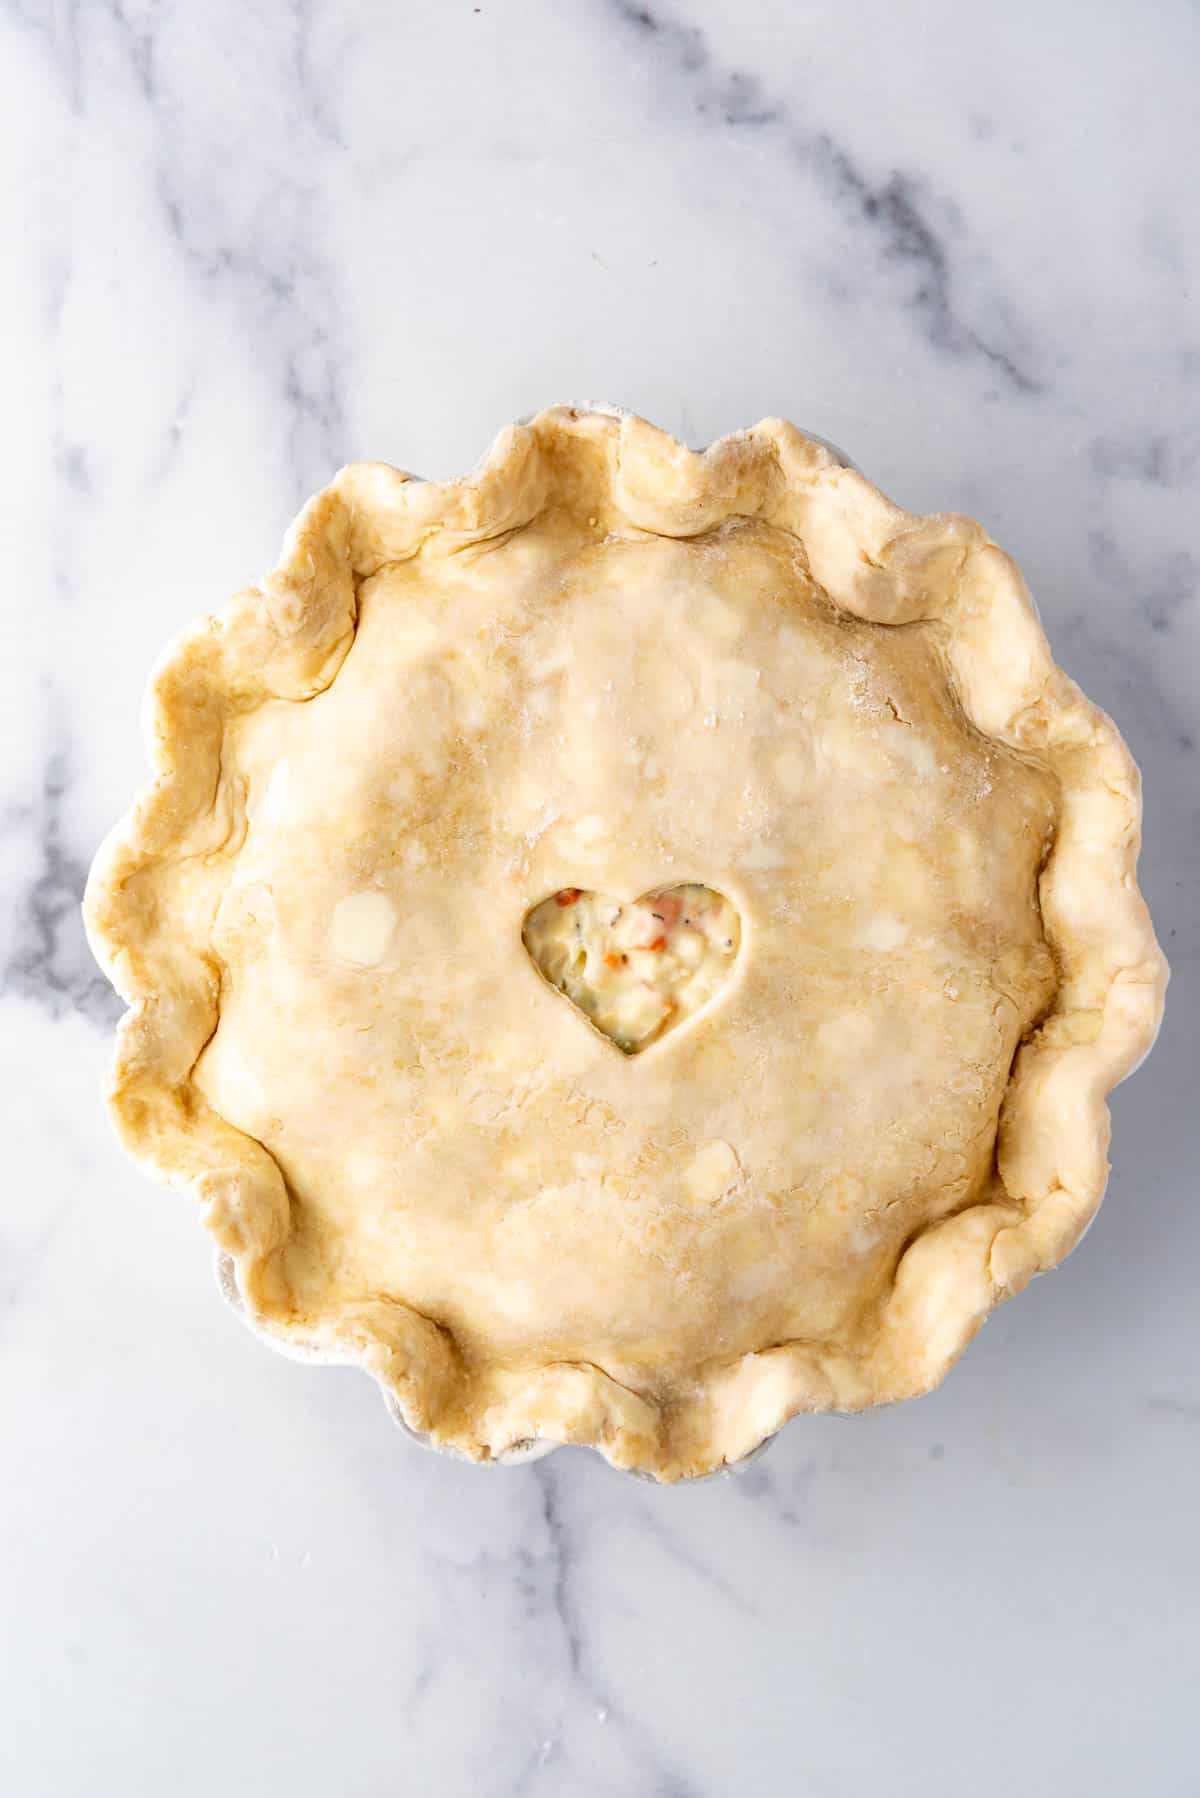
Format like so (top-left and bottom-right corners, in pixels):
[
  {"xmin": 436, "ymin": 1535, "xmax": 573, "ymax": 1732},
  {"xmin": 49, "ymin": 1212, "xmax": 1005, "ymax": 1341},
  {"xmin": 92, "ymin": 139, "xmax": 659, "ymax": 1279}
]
[{"xmin": 84, "ymin": 407, "xmax": 1168, "ymax": 1480}]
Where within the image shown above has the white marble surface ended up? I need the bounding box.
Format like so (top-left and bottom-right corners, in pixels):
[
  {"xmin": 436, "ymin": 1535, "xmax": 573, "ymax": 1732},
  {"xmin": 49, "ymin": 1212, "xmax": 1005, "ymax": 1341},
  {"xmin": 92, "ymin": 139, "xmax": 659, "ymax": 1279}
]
[{"xmin": 3, "ymin": 1, "xmax": 1197, "ymax": 1792}]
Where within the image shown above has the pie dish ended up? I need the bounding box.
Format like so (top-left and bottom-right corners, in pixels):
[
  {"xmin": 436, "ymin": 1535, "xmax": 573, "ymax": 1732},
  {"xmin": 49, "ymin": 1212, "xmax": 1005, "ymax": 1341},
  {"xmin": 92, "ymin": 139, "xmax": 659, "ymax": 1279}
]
[{"xmin": 84, "ymin": 406, "xmax": 1167, "ymax": 1480}]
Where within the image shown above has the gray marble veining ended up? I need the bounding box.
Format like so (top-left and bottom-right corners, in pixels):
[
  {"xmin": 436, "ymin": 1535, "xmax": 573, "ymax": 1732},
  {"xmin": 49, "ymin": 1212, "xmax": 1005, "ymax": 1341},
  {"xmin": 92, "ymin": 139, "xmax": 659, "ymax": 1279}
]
[
  {"xmin": 606, "ymin": 0, "xmax": 1044, "ymax": 390},
  {"xmin": 2, "ymin": 2, "xmax": 1197, "ymax": 1794}
]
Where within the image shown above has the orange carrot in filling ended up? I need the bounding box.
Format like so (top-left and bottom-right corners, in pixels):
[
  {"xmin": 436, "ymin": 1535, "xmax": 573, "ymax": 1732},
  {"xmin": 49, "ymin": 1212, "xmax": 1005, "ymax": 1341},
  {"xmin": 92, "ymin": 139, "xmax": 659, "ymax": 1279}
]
[{"xmin": 556, "ymin": 887, "xmax": 582, "ymax": 906}]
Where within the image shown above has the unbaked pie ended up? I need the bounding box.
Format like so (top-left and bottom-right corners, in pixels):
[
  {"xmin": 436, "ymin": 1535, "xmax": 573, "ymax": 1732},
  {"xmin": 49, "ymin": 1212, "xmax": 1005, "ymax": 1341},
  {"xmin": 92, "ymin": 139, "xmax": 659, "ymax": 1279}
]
[{"xmin": 85, "ymin": 407, "xmax": 1167, "ymax": 1479}]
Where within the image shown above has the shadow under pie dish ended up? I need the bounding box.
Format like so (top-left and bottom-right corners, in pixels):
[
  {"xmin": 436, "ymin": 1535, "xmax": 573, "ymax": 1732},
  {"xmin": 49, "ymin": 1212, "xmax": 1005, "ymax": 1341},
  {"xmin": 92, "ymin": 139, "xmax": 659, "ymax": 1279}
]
[{"xmin": 84, "ymin": 407, "xmax": 1167, "ymax": 1481}]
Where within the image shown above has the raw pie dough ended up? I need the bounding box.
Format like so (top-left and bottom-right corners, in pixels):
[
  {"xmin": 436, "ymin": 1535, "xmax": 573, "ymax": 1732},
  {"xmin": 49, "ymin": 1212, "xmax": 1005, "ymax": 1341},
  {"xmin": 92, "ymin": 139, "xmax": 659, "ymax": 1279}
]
[{"xmin": 85, "ymin": 408, "xmax": 1167, "ymax": 1480}]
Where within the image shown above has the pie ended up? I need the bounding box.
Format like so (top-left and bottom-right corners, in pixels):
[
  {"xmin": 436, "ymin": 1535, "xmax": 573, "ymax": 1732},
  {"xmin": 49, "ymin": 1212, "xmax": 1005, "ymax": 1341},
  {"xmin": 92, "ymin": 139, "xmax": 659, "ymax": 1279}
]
[{"xmin": 84, "ymin": 407, "xmax": 1168, "ymax": 1480}]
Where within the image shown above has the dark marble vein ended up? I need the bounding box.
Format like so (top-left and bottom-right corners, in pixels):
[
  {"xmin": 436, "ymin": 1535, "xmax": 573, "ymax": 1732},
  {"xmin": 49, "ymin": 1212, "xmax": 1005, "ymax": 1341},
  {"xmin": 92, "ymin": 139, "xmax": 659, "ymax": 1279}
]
[
  {"xmin": 147, "ymin": 378, "xmax": 196, "ymax": 487},
  {"xmin": 732, "ymin": 1450, "xmax": 820, "ymax": 1529},
  {"xmin": 1087, "ymin": 529, "xmax": 1198, "ymax": 639},
  {"xmin": 290, "ymin": 0, "xmax": 347, "ymax": 148},
  {"xmin": 1147, "ymin": 1394, "xmax": 1200, "ymax": 1421},
  {"xmin": 535, "ymin": 1458, "xmax": 586, "ymax": 1679},
  {"xmin": 1091, "ymin": 429, "xmax": 1200, "ymax": 490},
  {"xmin": 518, "ymin": 1460, "xmax": 708, "ymax": 1798},
  {"xmin": 1, "ymin": 0, "xmax": 83, "ymax": 110},
  {"xmin": 154, "ymin": 167, "xmax": 350, "ymax": 501},
  {"xmin": 7, "ymin": 0, "xmax": 163, "ymax": 108},
  {"xmin": 3, "ymin": 747, "xmax": 121, "ymax": 1028},
  {"xmin": 96, "ymin": 0, "xmax": 159, "ymax": 103},
  {"xmin": 12, "ymin": 0, "xmax": 350, "ymax": 506},
  {"xmin": 606, "ymin": 0, "xmax": 1043, "ymax": 392},
  {"xmin": 40, "ymin": 247, "xmax": 105, "ymax": 608},
  {"xmin": 632, "ymin": 1500, "xmax": 759, "ymax": 1614}
]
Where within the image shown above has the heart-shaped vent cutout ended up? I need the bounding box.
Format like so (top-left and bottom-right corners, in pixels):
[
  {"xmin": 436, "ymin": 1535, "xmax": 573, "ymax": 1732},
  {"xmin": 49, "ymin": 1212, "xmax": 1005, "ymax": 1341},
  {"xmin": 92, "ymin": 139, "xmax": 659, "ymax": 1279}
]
[{"xmin": 522, "ymin": 883, "xmax": 741, "ymax": 1054}]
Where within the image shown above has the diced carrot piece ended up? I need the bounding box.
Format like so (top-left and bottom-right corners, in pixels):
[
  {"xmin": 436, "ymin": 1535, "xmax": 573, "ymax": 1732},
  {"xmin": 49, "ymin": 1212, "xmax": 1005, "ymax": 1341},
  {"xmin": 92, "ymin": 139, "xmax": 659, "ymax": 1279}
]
[{"xmin": 556, "ymin": 887, "xmax": 582, "ymax": 906}]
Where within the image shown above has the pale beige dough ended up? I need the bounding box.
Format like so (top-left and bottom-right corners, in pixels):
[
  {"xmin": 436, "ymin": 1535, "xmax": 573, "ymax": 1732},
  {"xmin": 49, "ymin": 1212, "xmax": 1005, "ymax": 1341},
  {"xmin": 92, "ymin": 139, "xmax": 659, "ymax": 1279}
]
[{"xmin": 85, "ymin": 409, "xmax": 1167, "ymax": 1479}]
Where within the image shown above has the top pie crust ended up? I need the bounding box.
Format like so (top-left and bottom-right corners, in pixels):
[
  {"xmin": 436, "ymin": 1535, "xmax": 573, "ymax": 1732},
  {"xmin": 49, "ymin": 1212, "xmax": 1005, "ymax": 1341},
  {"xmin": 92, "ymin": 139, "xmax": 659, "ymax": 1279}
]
[{"xmin": 84, "ymin": 408, "xmax": 1167, "ymax": 1480}]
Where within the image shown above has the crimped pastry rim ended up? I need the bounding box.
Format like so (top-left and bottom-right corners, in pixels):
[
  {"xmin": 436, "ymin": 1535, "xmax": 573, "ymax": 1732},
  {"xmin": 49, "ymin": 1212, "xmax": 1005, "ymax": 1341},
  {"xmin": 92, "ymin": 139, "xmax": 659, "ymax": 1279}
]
[{"xmin": 84, "ymin": 406, "xmax": 1168, "ymax": 1480}]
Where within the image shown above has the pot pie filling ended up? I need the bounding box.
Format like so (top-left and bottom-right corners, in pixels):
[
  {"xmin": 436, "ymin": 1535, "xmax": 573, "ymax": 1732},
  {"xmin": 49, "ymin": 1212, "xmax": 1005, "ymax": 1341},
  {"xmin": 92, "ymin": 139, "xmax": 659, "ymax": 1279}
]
[
  {"xmin": 84, "ymin": 409, "xmax": 1167, "ymax": 1479},
  {"xmin": 522, "ymin": 884, "xmax": 741, "ymax": 1053}
]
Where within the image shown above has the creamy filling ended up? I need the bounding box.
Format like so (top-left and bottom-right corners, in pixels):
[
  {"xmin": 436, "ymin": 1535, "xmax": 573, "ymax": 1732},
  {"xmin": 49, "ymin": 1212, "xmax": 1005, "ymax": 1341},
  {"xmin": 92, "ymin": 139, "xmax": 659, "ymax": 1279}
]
[{"xmin": 522, "ymin": 882, "xmax": 741, "ymax": 1053}]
